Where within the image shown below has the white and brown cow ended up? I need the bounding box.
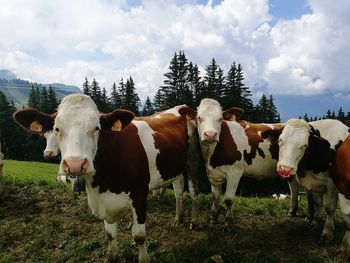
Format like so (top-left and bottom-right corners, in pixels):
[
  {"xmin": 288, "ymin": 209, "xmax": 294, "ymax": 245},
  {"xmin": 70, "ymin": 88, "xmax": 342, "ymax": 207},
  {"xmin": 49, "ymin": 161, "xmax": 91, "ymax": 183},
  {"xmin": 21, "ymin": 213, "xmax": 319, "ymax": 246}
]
[
  {"xmin": 331, "ymin": 134, "xmax": 350, "ymax": 254},
  {"xmin": 13, "ymin": 94, "xmax": 199, "ymax": 263},
  {"xmin": 186, "ymin": 98, "xmax": 300, "ymax": 224},
  {"xmin": 266, "ymin": 118, "xmax": 349, "ymax": 241}
]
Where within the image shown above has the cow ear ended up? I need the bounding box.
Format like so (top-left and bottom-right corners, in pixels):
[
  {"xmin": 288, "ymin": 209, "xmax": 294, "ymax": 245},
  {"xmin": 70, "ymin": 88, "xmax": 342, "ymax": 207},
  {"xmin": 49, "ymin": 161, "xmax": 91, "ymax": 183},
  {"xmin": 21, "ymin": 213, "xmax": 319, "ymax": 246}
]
[
  {"xmin": 13, "ymin": 108, "xmax": 55, "ymax": 135},
  {"xmin": 261, "ymin": 126, "xmax": 284, "ymax": 141},
  {"xmin": 223, "ymin": 107, "xmax": 244, "ymax": 121},
  {"xmin": 178, "ymin": 106, "xmax": 197, "ymax": 120},
  {"xmin": 100, "ymin": 109, "xmax": 135, "ymax": 132}
]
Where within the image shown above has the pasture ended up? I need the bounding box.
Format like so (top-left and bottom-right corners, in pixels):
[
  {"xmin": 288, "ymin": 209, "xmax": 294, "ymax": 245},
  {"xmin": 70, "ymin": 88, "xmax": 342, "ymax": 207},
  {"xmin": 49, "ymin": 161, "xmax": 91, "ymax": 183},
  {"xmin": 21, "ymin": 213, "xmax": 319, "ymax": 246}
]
[{"xmin": 0, "ymin": 160, "xmax": 347, "ymax": 262}]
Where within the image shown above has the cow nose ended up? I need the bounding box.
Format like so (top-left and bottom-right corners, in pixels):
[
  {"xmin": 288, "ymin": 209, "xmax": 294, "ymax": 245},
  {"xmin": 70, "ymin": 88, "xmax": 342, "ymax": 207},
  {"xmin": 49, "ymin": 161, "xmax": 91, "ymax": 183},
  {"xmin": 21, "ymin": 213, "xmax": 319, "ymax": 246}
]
[
  {"xmin": 44, "ymin": 151, "xmax": 53, "ymax": 159},
  {"xmin": 203, "ymin": 130, "xmax": 218, "ymax": 142},
  {"xmin": 63, "ymin": 158, "xmax": 88, "ymax": 176},
  {"xmin": 277, "ymin": 165, "xmax": 294, "ymax": 180}
]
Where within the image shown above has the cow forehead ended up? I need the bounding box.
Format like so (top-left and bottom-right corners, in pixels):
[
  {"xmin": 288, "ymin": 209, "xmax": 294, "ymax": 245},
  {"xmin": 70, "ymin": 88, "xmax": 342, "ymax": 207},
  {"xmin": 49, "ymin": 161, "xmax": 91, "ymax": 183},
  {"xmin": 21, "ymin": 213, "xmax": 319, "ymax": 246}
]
[
  {"xmin": 197, "ymin": 99, "xmax": 222, "ymax": 118},
  {"xmin": 281, "ymin": 119, "xmax": 310, "ymax": 144},
  {"xmin": 56, "ymin": 94, "xmax": 100, "ymax": 128}
]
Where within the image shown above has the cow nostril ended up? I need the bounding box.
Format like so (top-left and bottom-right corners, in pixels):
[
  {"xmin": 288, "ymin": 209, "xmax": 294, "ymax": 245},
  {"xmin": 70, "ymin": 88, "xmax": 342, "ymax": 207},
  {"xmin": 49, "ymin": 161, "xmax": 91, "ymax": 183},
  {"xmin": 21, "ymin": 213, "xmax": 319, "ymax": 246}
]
[{"xmin": 82, "ymin": 158, "xmax": 88, "ymax": 170}]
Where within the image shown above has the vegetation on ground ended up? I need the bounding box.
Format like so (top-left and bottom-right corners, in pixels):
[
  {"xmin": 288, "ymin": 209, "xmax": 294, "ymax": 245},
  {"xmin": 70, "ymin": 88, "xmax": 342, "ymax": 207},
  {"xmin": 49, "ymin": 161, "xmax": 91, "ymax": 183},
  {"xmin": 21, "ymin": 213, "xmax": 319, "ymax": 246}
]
[{"xmin": 0, "ymin": 160, "xmax": 348, "ymax": 262}]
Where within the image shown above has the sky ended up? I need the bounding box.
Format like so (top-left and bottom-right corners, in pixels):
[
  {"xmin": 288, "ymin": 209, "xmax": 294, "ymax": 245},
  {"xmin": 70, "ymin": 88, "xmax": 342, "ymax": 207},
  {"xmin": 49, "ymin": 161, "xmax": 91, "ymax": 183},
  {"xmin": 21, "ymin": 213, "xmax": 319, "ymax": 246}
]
[{"xmin": 0, "ymin": 0, "xmax": 349, "ymax": 103}]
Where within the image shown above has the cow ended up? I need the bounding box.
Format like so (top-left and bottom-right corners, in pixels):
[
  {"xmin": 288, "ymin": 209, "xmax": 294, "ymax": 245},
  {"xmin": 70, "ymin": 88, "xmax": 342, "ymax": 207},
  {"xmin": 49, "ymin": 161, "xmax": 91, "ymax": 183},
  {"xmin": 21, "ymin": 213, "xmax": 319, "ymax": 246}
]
[
  {"xmin": 13, "ymin": 93, "xmax": 199, "ymax": 263},
  {"xmin": 331, "ymin": 134, "xmax": 350, "ymax": 254},
  {"xmin": 185, "ymin": 98, "xmax": 300, "ymax": 224},
  {"xmin": 263, "ymin": 118, "xmax": 349, "ymax": 241}
]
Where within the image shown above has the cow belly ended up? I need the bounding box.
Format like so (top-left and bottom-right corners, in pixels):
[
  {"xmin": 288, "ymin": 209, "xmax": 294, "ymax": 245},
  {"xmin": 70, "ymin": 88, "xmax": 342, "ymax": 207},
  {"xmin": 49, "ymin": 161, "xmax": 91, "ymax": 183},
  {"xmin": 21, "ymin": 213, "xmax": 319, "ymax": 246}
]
[
  {"xmin": 148, "ymin": 174, "xmax": 181, "ymax": 190},
  {"xmin": 297, "ymin": 172, "xmax": 329, "ymax": 193},
  {"xmin": 243, "ymin": 158, "xmax": 277, "ymax": 179},
  {"xmin": 86, "ymin": 185, "xmax": 132, "ymax": 223}
]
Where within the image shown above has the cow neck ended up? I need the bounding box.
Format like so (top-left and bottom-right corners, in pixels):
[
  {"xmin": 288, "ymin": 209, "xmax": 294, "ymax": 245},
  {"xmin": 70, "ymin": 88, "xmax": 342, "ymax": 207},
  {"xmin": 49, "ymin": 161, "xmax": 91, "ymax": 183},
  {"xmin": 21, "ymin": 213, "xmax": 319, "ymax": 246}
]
[
  {"xmin": 91, "ymin": 123, "xmax": 150, "ymax": 194},
  {"xmin": 297, "ymin": 125, "xmax": 336, "ymax": 177},
  {"xmin": 209, "ymin": 121, "xmax": 242, "ymax": 168}
]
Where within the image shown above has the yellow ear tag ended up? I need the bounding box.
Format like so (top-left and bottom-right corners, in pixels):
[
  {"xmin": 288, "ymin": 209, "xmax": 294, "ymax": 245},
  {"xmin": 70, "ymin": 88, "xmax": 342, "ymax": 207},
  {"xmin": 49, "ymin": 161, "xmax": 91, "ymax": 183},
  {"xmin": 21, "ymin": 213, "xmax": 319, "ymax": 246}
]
[
  {"xmin": 30, "ymin": 121, "xmax": 43, "ymax": 133},
  {"xmin": 111, "ymin": 120, "xmax": 122, "ymax": 132}
]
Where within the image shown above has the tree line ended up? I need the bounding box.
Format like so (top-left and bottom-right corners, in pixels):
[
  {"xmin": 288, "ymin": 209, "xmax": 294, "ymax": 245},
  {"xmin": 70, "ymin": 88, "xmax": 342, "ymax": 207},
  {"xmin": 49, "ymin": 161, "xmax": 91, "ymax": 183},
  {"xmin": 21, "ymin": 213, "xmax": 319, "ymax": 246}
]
[
  {"xmin": 301, "ymin": 107, "xmax": 350, "ymax": 123},
  {"xmin": 81, "ymin": 51, "xmax": 281, "ymax": 123}
]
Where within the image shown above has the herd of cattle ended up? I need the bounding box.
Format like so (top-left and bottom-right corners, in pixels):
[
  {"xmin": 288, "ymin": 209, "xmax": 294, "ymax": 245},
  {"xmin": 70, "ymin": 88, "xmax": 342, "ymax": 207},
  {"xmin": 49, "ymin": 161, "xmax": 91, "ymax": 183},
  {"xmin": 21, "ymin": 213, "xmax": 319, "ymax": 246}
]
[{"xmin": 0, "ymin": 93, "xmax": 349, "ymax": 262}]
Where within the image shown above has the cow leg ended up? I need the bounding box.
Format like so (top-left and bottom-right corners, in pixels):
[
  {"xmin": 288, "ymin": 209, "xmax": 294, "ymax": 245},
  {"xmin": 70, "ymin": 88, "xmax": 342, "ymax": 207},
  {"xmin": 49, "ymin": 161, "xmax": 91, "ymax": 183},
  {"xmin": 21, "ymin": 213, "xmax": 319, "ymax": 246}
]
[
  {"xmin": 287, "ymin": 178, "xmax": 299, "ymax": 216},
  {"xmin": 130, "ymin": 191, "xmax": 150, "ymax": 263},
  {"xmin": 224, "ymin": 172, "xmax": 242, "ymax": 226},
  {"xmin": 321, "ymin": 180, "xmax": 337, "ymax": 241},
  {"xmin": 338, "ymin": 193, "xmax": 350, "ymax": 255},
  {"xmin": 312, "ymin": 193, "xmax": 323, "ymax": 225},
  {"xmin": 210, "ymin": 184, "xmax": 221, "ymax": 224},
  {"xmin": 172, "ymin": 175, "xmax": 184, "ymax": 226},
  {"xmin": 104, "ymin": 220, "xmax": 120, "ymax": 262},
  {"xmin": 305, "ymin": 190, "xmax": 315, "ymax": 222},
  {"xmin": 188, "ymin": 178, "xmax": 199, "ymax": 230}
]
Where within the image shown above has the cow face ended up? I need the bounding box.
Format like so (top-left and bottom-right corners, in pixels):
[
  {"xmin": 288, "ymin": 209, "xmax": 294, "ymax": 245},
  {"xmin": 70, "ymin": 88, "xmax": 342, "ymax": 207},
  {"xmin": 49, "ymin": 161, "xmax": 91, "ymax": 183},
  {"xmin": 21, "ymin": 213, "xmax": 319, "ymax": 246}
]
[
  {"xmin": 277, "ymin": 119, "xmax": 310, "ymax": 180},
  {"xmin": 54, "ymin": 94, "xmax": 134, "ymax": 177},
  {"xmin": 43, "ymin": 130, "xmax": 59, "ymax": 159},
  {"xmin": 196, "ymin": 98, "xmax": 244, "ymax": 143}
]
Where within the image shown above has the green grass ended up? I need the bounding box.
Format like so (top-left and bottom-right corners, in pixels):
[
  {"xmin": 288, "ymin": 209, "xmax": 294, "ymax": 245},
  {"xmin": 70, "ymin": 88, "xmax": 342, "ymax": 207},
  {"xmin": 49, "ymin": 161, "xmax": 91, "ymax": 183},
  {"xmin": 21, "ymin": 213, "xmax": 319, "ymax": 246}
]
[
  {"xmin": 0, "ymin": 160, "xmax": 349, "ymax": 263},
  {"xmin": 2, "ymin": 159, "xmax": 67, "ymax": 189}
]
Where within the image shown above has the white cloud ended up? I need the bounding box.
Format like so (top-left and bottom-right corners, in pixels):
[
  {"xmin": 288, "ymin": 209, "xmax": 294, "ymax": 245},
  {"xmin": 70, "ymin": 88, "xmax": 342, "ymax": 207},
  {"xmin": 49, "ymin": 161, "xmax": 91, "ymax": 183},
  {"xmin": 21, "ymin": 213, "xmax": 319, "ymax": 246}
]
[{"xmin": 0, "ymin": 0, "xmax": 349, "ymax": 101}]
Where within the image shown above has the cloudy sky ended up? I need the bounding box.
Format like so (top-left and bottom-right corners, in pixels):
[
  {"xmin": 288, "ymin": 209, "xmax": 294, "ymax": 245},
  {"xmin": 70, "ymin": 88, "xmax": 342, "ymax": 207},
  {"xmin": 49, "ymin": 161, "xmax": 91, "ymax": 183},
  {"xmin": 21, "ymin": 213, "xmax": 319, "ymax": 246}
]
[{"xmin": 0, "ymin": 0, "xmax": 349, "ymax": 102}]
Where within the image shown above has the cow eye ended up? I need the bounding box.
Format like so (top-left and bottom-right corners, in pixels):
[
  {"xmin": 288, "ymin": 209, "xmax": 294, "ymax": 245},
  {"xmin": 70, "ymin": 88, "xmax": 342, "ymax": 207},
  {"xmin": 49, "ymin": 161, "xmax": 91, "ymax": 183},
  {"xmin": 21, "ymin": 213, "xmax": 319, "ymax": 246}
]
[
  {"xmin": 94, "ymin": 127, "xmax": 100, "ymax": 132},
  {"xmin": 197, "ymin": 116, "xmax": 202, "ymax": 122},
  {"xmin": 55, "ymin": 127, "xmax": 59, "ymax": 132}
]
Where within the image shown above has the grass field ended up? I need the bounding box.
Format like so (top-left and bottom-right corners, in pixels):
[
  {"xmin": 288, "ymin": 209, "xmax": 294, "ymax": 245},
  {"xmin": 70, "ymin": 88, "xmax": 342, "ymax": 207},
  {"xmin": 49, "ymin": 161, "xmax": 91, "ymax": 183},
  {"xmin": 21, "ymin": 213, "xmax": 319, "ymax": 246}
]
[{"xmin": 0, "ymin": 160, "xmax": 348, "ymax": 262}]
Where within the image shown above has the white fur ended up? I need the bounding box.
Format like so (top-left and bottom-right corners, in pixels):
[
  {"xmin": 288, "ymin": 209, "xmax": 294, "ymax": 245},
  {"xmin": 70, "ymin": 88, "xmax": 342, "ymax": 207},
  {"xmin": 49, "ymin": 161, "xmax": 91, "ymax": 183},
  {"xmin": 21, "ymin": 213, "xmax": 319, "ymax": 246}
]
[
  {"xmin": 197, "ymin": 98, "xmax": 223, "ymax": 142},
  {"xmin": 44, "ymin": 130, "xmax": 59, "ymax": 157}
]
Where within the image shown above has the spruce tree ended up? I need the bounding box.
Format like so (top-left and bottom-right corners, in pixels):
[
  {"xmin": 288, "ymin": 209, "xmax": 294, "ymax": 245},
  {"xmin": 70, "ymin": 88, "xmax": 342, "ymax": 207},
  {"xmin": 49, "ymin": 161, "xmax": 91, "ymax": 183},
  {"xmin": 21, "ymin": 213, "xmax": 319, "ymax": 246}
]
[
  {"xmin": 27, "ymin": 85, "xmax": 40, "ymax": 109},
  {"xmin": 203, "ymin": 58, "xmax": 221, "ymax": 100},
  {"xmin": 124, "ymin": 77, "xmax": 140, "ymax": 115},
  {"xmin": 39, "ymin": 86, "xmax": 50, "ymax": 113},
  {"xmin": 236, "ymin": 63, "xmax": 253, "ymax": 119},
  {"xmin": 267, "ymin": 95, "xmax": 280, "ymax": 123},
  {"xmin": 47, "ymin": 86, "xmax": 59, "ymax": 113},
  {"xmin": 338, "ymin": 107, "xmax": 345, "ymax": 122},
  {"xmin": 82, "ymin": 77, "xmax": 91, "ymax": 96},
  {"xmin": 222, "ymin": 62, "xmax": 240, "ymax": 109},
  {"xmin": 142, "ymin": 96, "xmax": 155, "ymax": 116},
  {"xmin": 110, "ymin": 82, "xmax": 121, "ymax": 109},
  {"xmin": 188, "ymin": 63, "xmax": 202, "ymax": 106}
]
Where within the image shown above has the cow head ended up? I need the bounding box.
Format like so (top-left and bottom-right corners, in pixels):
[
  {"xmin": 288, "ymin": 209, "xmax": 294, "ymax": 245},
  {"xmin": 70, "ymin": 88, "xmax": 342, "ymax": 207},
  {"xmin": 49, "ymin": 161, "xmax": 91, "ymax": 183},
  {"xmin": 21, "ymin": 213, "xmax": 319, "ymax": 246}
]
[
  {"xmin": 276, "ymin": 118, "xmax": 332, "ymax": 180},
  {"xmin": 196, "ymin": 98, "xmax": 244, "ymax": 143},
  {"xmin": 276, "ymin": 119, "xmax": 310, "ymax": 180},
  {"xmin": 14, "ymin": 94, "xmax": 135, "ymax": 178},
  {"xmin": 54, "ymin": 94, "xmax": 134, "ymax": 177}
]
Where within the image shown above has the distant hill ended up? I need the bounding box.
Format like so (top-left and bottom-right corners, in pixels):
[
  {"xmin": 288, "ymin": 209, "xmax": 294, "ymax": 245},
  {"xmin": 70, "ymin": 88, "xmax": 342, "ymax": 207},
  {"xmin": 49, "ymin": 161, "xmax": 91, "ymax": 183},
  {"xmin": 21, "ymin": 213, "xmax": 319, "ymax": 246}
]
[{"xmin": 0, "ymin": 71, "xmax": 81, "ymax": 108}]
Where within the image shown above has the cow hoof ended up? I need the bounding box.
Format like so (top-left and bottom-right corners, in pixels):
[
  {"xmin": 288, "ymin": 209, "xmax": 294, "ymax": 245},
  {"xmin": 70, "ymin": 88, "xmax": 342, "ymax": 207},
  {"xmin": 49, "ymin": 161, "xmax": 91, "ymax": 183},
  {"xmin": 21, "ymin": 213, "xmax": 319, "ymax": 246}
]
[
  {"xmin": 304, "ymin": 216, "xmax": 313, "ymax": 223},
  {"xmin": 321, "ymin": 230, "xmax": 334, "ymax": 241},
  {"xmin": 173, "ymin": 220, "xmax": 181, "ymax": 227},
  {"xmin": 108, "ymin": 253, "xmax": 121, "ymax": 263},
  {"xmin": 288, "ymin": 211, "xmax": 297, "ymax": 217}
]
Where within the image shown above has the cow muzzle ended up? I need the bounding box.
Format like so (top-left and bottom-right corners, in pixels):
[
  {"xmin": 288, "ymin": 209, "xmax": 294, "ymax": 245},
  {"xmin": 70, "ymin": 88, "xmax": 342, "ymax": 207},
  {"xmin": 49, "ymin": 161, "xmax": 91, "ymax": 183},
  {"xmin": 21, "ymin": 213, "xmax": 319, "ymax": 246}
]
[
  {"xmin": 202, "ymin": 130, "xmax": 218, "ymax": 143},
  {"xmin": 63, "ymin": 158, "xmax": 89, "ymax": 177},
  {"xmin": 277, "ymin": 165, "xmax": 294, "ymax": 181}
]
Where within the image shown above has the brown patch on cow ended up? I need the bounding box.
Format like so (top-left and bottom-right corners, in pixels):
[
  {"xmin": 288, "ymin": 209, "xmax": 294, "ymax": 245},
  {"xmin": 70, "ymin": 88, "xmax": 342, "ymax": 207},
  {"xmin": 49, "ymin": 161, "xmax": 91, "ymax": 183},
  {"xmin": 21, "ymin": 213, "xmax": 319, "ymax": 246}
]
[
  {"xmin": 331, "ymin": 135, "xmax": 350, "ymax": 199},
  {"xmin": 239, "ymin": 122, "xmax": 282, "ymax": 165},
  {"xmin": 144, "ymin": 114, "xmax": 189, "ymax": 181},
  {"xmin": 13, "ymin": 108, "xmax": 55, "ymax": 134},
  {"xmin": 210, "ymin": 122, "xmax": 242, "ymax": 168},
  {"xmin": 92, "ymin": 123, "xmax": 150, "ymax": 223}
]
